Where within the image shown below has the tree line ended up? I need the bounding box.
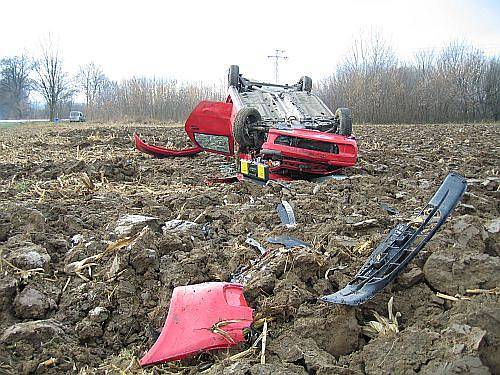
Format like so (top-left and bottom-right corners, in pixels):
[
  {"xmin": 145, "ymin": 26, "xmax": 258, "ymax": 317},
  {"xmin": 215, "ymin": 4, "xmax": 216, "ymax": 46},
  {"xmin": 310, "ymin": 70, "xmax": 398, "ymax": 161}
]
[
  {"xmin": 316, "ymin": 33, "xmax": 500, "ymax": 123},
  {"xmin": 0, "ymin": 40, "xmax": 223, "ymax": 122},
  {"xmin": 1, "ymin": 35, "xmax": 499, "ymax": 123}
]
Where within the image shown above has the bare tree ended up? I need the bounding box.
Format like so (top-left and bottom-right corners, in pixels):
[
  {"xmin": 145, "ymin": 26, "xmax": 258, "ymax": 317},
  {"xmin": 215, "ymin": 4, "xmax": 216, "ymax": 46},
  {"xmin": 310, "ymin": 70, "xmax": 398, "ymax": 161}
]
[
  {"xmin": 437, "ymin": 42, "xmax": 486, "ymax": 121},
  {"xmin": 77, "ymin": 62, "xmax": 106, "ymax": 119},
  {"xmin": 317, "ymin": 36, "xmax": 499, "ymax": 124},
  {"xmin": 88, "ymin": 77, "xmax": 224, "ymax": 123},
  {"xmin": 482, "ymin": 57, "xmax": 500, "ymax": 121},
  {"xmin": 33, "ymin": 39, "xmax": 72, "ymax": 121},
  {"xmin": 319, "ymin": 30, "xmax": 399, "ymax": 123},
  {"xmin": 0, "ymin": 55, "xmax": 33, "ymax": 119}
]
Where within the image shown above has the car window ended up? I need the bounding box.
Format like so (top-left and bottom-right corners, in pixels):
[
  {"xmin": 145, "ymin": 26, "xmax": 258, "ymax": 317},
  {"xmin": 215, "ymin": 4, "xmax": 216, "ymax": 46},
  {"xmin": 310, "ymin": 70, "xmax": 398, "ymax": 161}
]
[{"xmin": 193, "ymin": 133, "xmax": 230, "ymax": 154}]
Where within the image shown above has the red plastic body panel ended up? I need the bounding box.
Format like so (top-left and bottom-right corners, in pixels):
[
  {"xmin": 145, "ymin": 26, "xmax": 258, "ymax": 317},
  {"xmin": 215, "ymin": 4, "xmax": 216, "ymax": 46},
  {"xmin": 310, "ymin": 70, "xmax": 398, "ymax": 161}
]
[
  {"xmin": 185, "ymin": 101, "xmax": 235, "ymax": 156},
  {"xmin": 140, "ymin": 282, "xmax": 253, "ymax": 366},
  {"xmin": 134, "ymin": 132, "xmax": 202, "ymax": 157},
  {"xmin": 262, "ymin": 129, "xmax": 357, "ymax": 168}
]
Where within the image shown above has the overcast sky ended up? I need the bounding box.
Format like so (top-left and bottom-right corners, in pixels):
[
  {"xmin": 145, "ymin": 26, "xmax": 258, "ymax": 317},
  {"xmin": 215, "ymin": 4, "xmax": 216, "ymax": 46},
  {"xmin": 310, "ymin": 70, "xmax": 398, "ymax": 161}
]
[{"xmin": 2, "ymin": 0, "xmax": 500, "ymax": 84}]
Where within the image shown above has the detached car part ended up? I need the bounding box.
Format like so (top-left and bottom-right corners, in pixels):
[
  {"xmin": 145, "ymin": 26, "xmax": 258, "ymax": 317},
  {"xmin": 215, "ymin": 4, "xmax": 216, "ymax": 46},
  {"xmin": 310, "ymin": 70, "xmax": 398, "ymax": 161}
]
[
  {"xmin": 245, "ymin": 237, "xmax": 267, "ymax": 254},
  {"xmin": 140, "ymin": 282, "xmax": 253, "ymax": 366},
  {"xmin": 277, "ymin": 200, "xmax": 297, "ymax": 229},
  {"xmin": 134, "ymin": 132, "xmax": 202, "ymax": 157},
  {"xmin": 134, "ymin": 65, "xmax": 357, "ymax": 181},
  {"xmin": 321, "ymin": 172, "xmax": 467, "ymax": 306},
  {"xmin": 266, "ymin": 235, "xmax": 311, "ymax": 249}
]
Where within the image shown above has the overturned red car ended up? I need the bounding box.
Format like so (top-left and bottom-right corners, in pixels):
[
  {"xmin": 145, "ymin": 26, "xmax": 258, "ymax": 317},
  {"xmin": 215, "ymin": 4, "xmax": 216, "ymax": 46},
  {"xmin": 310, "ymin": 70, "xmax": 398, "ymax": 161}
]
[{"xmin": 134, "ymin": 65, "xmax": 357, "ymax": 181}]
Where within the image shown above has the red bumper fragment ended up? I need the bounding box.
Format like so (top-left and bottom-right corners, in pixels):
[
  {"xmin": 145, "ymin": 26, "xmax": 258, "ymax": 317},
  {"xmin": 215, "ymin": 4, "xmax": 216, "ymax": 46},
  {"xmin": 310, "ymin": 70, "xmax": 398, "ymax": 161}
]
[
  {"xmin": 140, "ymin": 282, "xmax": 253, "ymax": 366},
  {"xmin": 134, "ymin": 132, "xmax": 203, "ymax": 157}
]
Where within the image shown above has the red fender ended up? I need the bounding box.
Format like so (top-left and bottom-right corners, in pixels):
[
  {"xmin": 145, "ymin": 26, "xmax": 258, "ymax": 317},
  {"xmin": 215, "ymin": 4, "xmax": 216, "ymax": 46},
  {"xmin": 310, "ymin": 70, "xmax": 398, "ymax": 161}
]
[{"xmin": 140, "ymin": 282, "xmax": 253, "ymax": 366}]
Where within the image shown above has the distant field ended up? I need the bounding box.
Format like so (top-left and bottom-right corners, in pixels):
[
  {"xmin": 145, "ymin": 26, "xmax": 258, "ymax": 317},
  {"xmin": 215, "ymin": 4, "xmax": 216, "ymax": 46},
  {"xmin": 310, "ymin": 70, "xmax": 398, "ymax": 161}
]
[
  {"xmin": 0, "ymin": 119, "xmax": 55, "ymax": 129},
  {"xmin": 0, "ymin": 120, "xmax": 186, "ymax": 130},
  {"xmin": 0, "ymin": 121, "xmax": 48, "ymax": 129}
]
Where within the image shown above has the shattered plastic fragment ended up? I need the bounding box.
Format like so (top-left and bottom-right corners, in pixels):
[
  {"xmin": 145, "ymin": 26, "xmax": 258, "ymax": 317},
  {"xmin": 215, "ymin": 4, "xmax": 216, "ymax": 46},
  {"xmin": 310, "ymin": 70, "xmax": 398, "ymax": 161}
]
[
  {"xmin": 322, "ymin": 172, "xmax": 467, "ymax": 306},
  {"xmin": 70, "ymin": 234, "xmax": 84, "ymax": 246},
  {"xmin": 311, "ymin": 174, "xmax": 348, "ymax": 182},
  {"xmin": 140, "ymin": 282, "xmax": 253, "ymax": 366},
  {"xmin": 266, "ymin": 236, "xmax": 311, "ymax": 249},
  {"xmin": 277, "ymin": 201, "xmax": 297, "ymax": 229},
  {"xmin": 114, "ymin": 214, "xmax": 158, "ymax": 236},
  {"xmin": 380, "ymin": 202, "xmax": 398, "ymax": 215},
  {"xmin": 245, "ymin": 237, "xmax": 267, "ymax": 254},
  {"xmin": 485, "ymin": 218, "xmax": 500, "ymax": 234},
  {"xmin": 163, "ymin": 219, "xmax": 198, "ymax": 233}
]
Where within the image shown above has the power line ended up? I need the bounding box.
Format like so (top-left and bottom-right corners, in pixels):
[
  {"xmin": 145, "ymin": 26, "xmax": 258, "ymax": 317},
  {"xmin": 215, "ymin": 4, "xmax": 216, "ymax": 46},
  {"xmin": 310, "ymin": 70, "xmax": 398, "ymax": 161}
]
[{"xmin": 267, "ymin": 49, "xmax": 288, "ymax": 83}]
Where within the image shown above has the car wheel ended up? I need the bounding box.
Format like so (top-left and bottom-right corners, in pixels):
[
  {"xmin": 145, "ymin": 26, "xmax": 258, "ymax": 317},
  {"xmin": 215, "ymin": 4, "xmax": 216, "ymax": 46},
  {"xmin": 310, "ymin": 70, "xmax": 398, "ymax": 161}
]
[
  {"xmin": 335, "ymin": 108, "xmax": 352, "ymax": 136},
  {"xmin": 299, "ymin": 76, "xmax": 312, "ymax": 92},
  {"xmin": 232, "ymin": 107, "xmax": 262, "ymax": 152},
  {"xmin": 228, "ymin": 65, "xmax": 240, "ymax": 88}
]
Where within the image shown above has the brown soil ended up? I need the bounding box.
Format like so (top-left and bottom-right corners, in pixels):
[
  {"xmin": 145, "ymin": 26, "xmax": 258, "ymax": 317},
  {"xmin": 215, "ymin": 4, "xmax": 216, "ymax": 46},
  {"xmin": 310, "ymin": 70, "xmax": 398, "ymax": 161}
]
[{"xmin": 0, "ymin": 122, "xmax": 498, "ymax": 374}]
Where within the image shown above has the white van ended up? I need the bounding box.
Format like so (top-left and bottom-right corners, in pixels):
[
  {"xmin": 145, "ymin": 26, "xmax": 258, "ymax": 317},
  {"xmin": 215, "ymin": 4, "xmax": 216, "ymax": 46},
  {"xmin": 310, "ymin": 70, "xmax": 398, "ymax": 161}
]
[{"xmin": 69, "ymin": 111, "xmax": 86, "ymax": 122}]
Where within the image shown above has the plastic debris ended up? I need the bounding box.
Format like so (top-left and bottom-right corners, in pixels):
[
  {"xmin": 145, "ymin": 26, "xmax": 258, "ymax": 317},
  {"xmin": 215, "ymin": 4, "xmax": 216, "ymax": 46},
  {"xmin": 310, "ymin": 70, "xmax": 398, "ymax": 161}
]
[
  {"xmin": 277, "ymin": 200, "xmax": 297, "ymax": 229},
  {"xmin": 163, "ymin": 219, "xmax": 198, "ymax": 233},
  {"xmin": 245, "ymin": 237, "xmax": 267, "ymax": 254},
  {"xmin": 380, "ymin": 202, "xmax": 398, "ymax": 215},
  {"xmin": 322, "ymin": 172, "xmax": 467, "ymax": 306},
  {"xmin": 140, "ymin": 282, "xmax": 253, "ymax": 366},
  {"xmin": 266, "ymin": 236, "xmax": 311, "ymax": 249},
  {"xmin": 114, "ymin": 214, "xmax": 158, "ymax": 236}
]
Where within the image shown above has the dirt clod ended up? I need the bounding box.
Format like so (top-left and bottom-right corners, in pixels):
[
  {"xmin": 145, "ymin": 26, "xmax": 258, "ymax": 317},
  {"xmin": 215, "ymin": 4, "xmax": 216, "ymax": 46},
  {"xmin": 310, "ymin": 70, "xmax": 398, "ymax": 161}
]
[
  {"xmin": 7, "ymin": 243, "xmax": 51, "ymax": 270},
  {"xmin": 1, "ymin": 319, "xmax": 64, "ymax": 345},
  {"xmin": 424, "ymin": 249, "xmax": 500, "ymax": 294},
  {"xmin": 0, "ymin": 276, "xmax": 18, "ymax": 308},
  {"xmin": 13, "ymin": 287, "xmax": 55, "ymax": 319}
]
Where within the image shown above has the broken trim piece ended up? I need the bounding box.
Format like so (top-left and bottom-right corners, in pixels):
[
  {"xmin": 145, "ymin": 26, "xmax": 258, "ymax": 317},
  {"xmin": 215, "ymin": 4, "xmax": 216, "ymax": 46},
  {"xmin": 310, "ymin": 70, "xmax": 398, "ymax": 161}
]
[
  {"xmin": 266, "ymin": 236, "xmax": 311, "ymax": 249},
  {"xmin": 140, "ymin": 282, "xmax": 253, "ymax": 366},
  {"xmin": 321, "ymin": 172, "xmax": 467, "ymax": 306},
  {"xmin": 134, "ymin": 132, "xmax": 203, "ymax": 157},
  {"xmin": 245, "ymin": 237, "xmax": 267, "ymax": 254},
  {"xmin": 277, "ymin": 201, "xmax": 297, "ymax": 229}
]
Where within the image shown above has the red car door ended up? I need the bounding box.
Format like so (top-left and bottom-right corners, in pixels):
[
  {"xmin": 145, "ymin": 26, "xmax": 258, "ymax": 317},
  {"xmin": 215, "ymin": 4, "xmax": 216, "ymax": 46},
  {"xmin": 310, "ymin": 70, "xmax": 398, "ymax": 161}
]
[{"xmin": 185, "ymin": 101, "xmax": 235, "ymax": 156}]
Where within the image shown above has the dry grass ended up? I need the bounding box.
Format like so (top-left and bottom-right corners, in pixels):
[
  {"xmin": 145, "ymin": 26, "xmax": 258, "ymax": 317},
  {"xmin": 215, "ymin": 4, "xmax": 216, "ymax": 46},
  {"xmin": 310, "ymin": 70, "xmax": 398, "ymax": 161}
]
[{"xmin": 363, "ymin": 297, "xmax": 401, "ymax": 339}]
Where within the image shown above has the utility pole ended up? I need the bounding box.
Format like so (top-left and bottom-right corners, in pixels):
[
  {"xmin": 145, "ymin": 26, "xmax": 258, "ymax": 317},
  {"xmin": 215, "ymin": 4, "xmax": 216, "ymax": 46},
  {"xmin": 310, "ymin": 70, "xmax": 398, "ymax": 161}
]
[{"xmin": 267, "ymin": 49, "xmax": 288, "ymax": 83}]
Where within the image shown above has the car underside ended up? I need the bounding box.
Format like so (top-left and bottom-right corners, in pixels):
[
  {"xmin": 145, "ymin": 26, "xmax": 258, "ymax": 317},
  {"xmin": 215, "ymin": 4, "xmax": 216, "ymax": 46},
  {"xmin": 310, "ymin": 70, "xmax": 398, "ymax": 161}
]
[{"xmin": 134, "ymin": 65, "xmax": 358, "ymax": 181}]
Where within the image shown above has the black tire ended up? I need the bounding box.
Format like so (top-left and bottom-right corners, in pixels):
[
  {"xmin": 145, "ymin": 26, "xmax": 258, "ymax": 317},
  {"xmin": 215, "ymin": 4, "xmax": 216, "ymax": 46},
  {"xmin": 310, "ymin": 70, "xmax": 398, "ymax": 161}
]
[
  {"xmin": 299, "ymin": 76, "xmax": 312, "ymax": 92},
  {"xmin": 228, "ymin": 65, "xmax": 240, "ymax": 88},
  {"xmin": 335, "ymin": 108, "xmax": 352, "ymax": 136},
  {"xmin": 232, "ymin": 107, "xmax": 261, "ymax": 151}
]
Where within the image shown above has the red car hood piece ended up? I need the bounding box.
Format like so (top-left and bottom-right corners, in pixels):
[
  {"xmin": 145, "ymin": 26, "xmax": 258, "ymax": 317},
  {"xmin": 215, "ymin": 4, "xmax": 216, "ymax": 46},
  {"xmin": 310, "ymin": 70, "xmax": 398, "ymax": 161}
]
[
  {"xmin": 134, "ymin": 132, "xmax": 203, "ymax": 157},
  {"xmin": 140, "ymin": 282, "xmax": 253, "ymax": 366}
]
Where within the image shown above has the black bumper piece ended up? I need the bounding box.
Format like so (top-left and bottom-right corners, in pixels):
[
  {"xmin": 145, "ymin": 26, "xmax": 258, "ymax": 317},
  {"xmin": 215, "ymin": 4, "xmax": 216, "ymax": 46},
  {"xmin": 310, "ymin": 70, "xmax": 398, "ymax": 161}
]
[{"xmin": 321, "ymin": 172, "xmax": 467, "ymax": 306}]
